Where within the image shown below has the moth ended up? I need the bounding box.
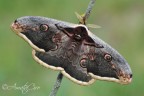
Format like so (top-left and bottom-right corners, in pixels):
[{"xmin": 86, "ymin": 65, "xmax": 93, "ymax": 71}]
[{"xmin": 11, "ymin": 16, "xmax": 132, "ymax": 85}]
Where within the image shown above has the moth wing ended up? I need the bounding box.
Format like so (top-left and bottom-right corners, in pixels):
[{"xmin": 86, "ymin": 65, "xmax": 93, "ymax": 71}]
[
  {"xmin": 32, "ymin": 49, "xmax": 95, "ymax": 85},
  {"xmin": 31, "ymin": 27, "xmax": 96, "ymax": 85},
  {"xmin": 58, "ymin": 25, "xmax": 120, "ymax": 83}
]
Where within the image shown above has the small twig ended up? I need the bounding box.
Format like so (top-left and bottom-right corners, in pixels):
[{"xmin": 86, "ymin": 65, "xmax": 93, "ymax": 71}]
[
  {"xmin": 49, "ymin": 72, "xmax": 63, "ymax": 96},
  {"xmin": 49, "ymin": 0, "xmax": 96, "ymax": 96},
  {"xmin": 83, "ymin": 0, "xmax": 96, "ymax": 24}
]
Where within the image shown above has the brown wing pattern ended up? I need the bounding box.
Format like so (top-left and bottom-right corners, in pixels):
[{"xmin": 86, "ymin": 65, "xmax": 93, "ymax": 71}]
[{"xmin": 32, "ymin": 31, "xmax": 96, "ymax": 85}]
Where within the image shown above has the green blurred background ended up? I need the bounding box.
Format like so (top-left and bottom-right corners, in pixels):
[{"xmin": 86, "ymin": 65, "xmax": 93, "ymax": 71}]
[{"xmin": 0, "ymin": 0, "xmax": 144, "ymax": 96}]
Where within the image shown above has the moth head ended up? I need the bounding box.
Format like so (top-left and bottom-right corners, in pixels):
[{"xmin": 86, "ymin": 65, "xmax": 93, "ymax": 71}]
[{"xmin": 11, "ymin": 16, "xmax": 59, "ymax": 52}]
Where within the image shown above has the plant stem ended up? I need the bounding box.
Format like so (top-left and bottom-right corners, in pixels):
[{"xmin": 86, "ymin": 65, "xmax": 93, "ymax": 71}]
[
  {"xmin": 49, "ymin": 72, "xmax": 63, "ymax": 96},
  {"xmin": 83, "ymin": 0, "xmax": 96, "ymax": 24}
]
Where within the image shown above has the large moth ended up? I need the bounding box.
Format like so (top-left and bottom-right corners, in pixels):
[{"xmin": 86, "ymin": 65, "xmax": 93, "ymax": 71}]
[{"xmin": 11, "ymin": 16, "xmax": 132, "ymax": 85}]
